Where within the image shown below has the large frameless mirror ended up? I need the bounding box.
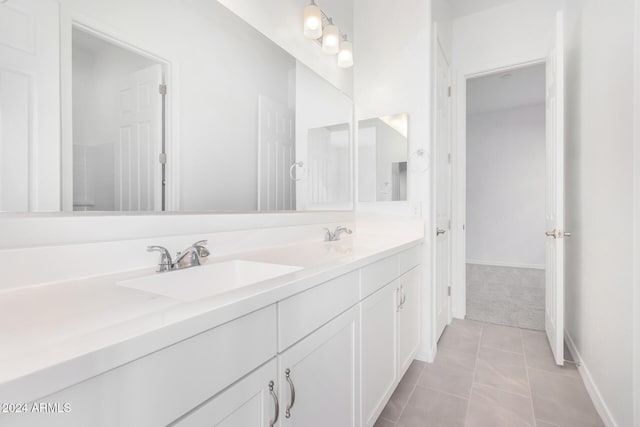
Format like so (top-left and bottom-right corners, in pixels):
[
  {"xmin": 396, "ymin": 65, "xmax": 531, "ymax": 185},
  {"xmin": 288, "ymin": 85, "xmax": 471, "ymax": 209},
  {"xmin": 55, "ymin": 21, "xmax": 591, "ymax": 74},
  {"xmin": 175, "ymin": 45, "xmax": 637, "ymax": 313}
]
[{"xmin": 0, "ymin": 0, "xmax": 353, "ymax": 213}]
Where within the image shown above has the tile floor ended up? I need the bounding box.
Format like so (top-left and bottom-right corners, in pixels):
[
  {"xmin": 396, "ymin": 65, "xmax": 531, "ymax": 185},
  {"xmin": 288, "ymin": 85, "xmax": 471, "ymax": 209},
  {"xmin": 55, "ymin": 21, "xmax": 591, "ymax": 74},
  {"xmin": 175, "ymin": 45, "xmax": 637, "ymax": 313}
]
[
  {"xmin": 466, "ymin": 264, "xmax": 545, "ymax": 330},
  {"xmin": 375, "ymin": 319, "xmax": 604, "ymax": 427}
]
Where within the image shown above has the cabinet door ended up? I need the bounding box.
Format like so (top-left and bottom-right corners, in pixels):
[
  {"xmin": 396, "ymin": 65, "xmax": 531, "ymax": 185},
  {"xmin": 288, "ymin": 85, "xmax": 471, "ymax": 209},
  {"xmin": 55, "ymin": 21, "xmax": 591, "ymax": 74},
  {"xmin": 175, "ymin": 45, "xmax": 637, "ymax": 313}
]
[
  {"xmin": 361, "ymin": 280, "xmax": 399, "ymax": 427},
  {"xmin": 174, "ymin": 359, "xmax": 280, "ymax": 427},
  {"xmin": 398, "ymin": 267, "xmax": 422, "ymax": 376},
  {"xmin": 278, "ymin": 306, "xmax": 360, "ymax": 427}
]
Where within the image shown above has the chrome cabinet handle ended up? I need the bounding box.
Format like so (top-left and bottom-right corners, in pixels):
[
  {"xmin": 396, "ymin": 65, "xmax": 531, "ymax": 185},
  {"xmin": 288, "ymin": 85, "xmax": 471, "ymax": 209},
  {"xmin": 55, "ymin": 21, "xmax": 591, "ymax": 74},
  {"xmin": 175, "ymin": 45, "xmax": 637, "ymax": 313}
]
[
  {"xmin": 436, "ymin": 228, "xmax": 446, "ymax": 236},
  {"xmin": 289, "ymin": 161, "xmax": 304, "ymax": 182},
  {"xmin": 285, "ymin": 368, "xmax": 295, "ymax": 418},
  {"xmin": 400, "ymin": 285, "xmax": 407, "ymax": 307},
  {"xmin": 268, "ymin": 381, "xmax": 279, "ymax": 427}
]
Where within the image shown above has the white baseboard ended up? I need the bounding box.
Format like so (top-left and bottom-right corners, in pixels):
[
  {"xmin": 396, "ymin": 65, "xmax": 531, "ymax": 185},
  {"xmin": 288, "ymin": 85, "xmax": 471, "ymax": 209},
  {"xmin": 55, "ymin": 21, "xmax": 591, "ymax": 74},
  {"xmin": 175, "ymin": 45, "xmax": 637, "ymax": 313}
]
[
  {"xmin": 415, "ymin": 343, "xmax": 436, "ymax": 363},
  {"xmin": 564, "ymin": 331, "xmax": 618, "ymax": 427},
  {"xmin": 466, "ymin": 259, "xmax": 545, "ymax": 270}
]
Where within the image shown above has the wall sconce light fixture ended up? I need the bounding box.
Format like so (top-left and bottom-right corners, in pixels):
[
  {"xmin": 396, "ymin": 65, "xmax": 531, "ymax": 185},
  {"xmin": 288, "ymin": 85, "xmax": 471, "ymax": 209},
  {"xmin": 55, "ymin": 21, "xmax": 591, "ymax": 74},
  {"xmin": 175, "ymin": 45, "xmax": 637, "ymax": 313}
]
[{"xmin": 302, "ymin": 1, "xmax": 353, "ymax": 68}]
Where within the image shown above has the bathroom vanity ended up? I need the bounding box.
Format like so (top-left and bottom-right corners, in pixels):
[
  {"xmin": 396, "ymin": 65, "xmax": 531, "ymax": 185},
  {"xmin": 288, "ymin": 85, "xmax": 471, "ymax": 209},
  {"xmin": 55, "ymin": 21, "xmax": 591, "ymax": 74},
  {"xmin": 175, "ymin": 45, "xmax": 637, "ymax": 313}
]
[{"xmin": 0, "ymin": 232, "xmax": 423, "ymax": 427}]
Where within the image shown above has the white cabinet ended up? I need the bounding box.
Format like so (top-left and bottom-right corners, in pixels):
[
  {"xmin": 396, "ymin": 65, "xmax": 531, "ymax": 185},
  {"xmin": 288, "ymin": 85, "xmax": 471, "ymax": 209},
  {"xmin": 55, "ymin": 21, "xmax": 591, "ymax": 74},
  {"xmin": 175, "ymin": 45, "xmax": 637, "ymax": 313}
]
[
  {"xmin": 397, "ymin": 266, "xmax": 422, "ymax": 376},
  {"xmin": 5, "ymin": 245, "xmax": 422, "ymax": 427},
  {"xmin": 174, "ymin": 359, "xmax": 279, "ymax": 427},
  {"xmin": 361, "ymin": 265, "xmax": 422, "ymax": 427},
  {"xmin": 361, "ymin": 281, "xmax": 399, "ymax": 427},
  {"xmin": 278, "ymin": 306, "xmax": 360, "ymax": 427}
]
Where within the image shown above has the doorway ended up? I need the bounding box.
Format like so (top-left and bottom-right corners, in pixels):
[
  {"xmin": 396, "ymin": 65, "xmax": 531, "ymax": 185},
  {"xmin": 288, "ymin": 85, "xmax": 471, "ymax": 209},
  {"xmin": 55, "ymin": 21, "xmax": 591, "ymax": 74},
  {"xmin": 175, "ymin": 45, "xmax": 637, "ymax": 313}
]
[
  {"xmin": 71, "ymin": 27, "xmax": 167, "ymax": 212},
  {"xmin": 464, "ymin": 63, "xmax": 547, "ymax": 330}
]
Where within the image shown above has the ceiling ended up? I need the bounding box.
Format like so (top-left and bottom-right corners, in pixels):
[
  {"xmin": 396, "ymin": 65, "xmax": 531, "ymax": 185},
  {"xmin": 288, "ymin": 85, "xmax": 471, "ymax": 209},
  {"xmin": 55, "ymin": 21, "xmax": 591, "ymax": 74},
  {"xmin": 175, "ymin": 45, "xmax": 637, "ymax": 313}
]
[
  {"xmin": 447, "ymin": 0, "xmax": 520, "ymax": 18},
  {"xmin": 466, "ymin": 63, "xmax": 546, "ymax": 114}
]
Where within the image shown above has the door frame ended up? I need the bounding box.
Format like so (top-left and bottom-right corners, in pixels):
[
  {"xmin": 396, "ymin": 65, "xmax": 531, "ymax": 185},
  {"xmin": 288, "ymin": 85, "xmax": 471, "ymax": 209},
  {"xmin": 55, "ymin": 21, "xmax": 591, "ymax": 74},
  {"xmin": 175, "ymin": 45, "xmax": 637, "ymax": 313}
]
[
  {"xmin": 59, "ymin": 8, "xmax": 179, "ymax": 211},
  {"xmin": 634, "ymin": 0, "xmax": 640, "ymax": 422},
  {"xmin": 450, "ymin": 58, "xmax": 546, "ymax": 319}
]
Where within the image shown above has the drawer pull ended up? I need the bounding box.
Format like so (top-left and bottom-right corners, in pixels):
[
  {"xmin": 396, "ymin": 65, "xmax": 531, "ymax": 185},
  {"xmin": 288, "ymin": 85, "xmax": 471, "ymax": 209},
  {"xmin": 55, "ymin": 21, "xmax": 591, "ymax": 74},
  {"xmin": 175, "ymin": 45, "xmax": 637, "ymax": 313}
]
[
  {"xmin": 285, "ymin": 368, "xmax": 296, "ymax": 418},
  {"xmin": 400, "ymin": 285, "xmax": 407, "ymax": 308},
  {"xmin": 268, "ymin": 381, "xmax": 279, "ymax": 426}
]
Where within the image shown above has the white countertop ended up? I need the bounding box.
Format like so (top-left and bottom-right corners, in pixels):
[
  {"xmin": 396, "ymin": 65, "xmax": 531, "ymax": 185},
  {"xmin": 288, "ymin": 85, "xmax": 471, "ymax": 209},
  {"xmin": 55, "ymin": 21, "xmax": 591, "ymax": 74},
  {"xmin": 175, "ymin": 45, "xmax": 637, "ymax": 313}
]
[{"xmin": 0, "ymin": 233, "xmax": 423, "ymax": 403}]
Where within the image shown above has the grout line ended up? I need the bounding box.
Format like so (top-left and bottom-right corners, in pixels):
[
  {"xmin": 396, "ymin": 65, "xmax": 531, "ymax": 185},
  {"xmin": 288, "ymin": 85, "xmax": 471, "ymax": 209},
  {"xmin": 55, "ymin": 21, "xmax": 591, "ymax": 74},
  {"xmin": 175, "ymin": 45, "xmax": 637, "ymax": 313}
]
[
  {"xmin": 463, "ymin": 323, "xmax": 483, "ymax": 427},
  {"xmin": 392, "ymin": 361, "xmax": 427, "ymax": 424},
  {"xmin": 469, "ymin": 381, "xmax": 532, "ymax": 400},
  {"xmin": 521, "ymin": 328, "xmax": 538, "ymax": 427},
  {"xmin": 418, "ymin": 384, "xmax": 472, "ymax": 401}
]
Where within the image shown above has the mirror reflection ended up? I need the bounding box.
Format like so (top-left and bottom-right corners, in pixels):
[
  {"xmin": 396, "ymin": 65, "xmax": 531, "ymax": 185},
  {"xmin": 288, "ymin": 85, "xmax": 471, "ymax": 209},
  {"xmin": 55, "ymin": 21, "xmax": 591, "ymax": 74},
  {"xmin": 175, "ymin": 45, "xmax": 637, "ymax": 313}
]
[
  {"xmin": 0, "ymin": 0, "xmax": 353, "ymax": 213},
  {"xmin": 358, "ymin": 113, "xmax": 409, "ymax": 202}
]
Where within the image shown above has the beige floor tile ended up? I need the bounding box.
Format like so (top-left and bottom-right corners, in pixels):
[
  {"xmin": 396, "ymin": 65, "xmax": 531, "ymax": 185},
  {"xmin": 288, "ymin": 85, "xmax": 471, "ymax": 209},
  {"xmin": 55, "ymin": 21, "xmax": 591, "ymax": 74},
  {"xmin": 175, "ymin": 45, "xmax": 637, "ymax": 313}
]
[
  {"xmin": 529, "ymin": 369, "xmax": 604, "ymax": 427},
  {"xmin": 374, "ymin": 417, "xmax": 395, "ymax": 427},
  {"xmin": 438, "ymin": 319, "xmax": 483, "ymax": 355},
  {"xmin": 474, "ymin": 346, "xmax": 530, "ymax": 396},
  {"xmin": 480, "ymin": 323, "xmax": 524, "ymax": 354},
  {"xmin": 396, "ymin": 385, "xmax": 468, "ymax": 427},
  {"xmin": 466, "ymin": 384, "xmax": 534, "ymax": 427},
  {"xmin": 380, "ymin": 360, "xmax": 426, "ymax": 422},
  {"xmin": 535, "ymin": 420, "xmax": 561, "ymax": 427},
  {"xmin": 521, "ymin": 330, "xmax": 580, "ymax": 378},
  {"xmin": 418, "ymin": 347, "xmax": 476, "ymax": 398}
]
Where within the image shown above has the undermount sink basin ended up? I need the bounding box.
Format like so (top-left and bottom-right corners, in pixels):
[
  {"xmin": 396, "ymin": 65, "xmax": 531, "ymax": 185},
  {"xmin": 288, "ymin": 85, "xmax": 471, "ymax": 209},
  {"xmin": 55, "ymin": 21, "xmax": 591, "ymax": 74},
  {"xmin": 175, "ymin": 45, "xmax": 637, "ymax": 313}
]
[{"xmin": 118, "ymin": 260, "xmax": 303, "ymax": 301}]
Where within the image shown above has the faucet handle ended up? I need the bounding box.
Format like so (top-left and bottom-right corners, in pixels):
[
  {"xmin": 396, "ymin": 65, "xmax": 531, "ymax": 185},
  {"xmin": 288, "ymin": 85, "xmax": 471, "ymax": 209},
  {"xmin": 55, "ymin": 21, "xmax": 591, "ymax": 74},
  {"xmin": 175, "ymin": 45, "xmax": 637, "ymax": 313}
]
[
  {"xmin": 191, "ymin": 240, "xmax": 210, "ymax": 258},
  {"xmin": 147, "ymin": 245, "xmax": 173, "ymax": 272}
]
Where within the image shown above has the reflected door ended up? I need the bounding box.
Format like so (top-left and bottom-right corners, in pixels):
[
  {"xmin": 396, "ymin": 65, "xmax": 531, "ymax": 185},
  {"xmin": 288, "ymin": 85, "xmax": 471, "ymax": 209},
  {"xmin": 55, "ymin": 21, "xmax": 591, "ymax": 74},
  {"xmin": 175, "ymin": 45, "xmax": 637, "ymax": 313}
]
[
  {"xmin": 115, "ymin": 64, "xmax": 163, "ymax": 211},
  {"xmin": 258, "ymin": 94, "xmax": 295, "ymax": 211},
  {"xmin": 0, "ymin": 0, "xmax": 59, "ymax": 212}
]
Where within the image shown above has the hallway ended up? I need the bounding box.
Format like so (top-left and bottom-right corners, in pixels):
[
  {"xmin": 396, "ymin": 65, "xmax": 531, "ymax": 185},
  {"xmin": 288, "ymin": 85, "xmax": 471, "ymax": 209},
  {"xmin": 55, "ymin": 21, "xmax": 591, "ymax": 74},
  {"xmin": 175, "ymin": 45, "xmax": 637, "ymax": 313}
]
[{"xmin": 375, "ymin": 320, "xmax": 603, "ymax": 427}]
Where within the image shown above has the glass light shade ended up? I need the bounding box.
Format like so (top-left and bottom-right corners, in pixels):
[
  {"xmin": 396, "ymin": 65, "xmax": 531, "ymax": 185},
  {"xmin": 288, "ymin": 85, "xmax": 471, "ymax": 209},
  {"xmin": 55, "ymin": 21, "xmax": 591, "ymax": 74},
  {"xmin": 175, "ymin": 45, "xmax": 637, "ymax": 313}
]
[
  {"xmin": 322, "ymin": 23, "xmax": 340, "ymax": 55},
  {"xmin": 337, "ymin": 40, "xmax": 353, "ymax": 68},
  {"xmin": 303, "ymin": 4, "xmax": 323, "ymax": 39}
]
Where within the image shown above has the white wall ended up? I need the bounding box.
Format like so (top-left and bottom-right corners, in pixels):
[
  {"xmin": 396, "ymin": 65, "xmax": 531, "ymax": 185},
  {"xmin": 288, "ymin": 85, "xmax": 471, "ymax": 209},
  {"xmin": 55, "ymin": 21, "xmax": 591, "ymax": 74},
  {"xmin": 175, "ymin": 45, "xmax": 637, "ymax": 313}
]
[
  {"xmin": 450, "ymin": 0, "xmax": 560, "ymax": 318},
  {"xmin": 564, "ymin": 0, "xmax": 636, "ymax": 425},
  {"xmin": 354, "ymin": 0, "xmax": 433, "ymax": 358},
  {"xmin": 466, "ymin": 104, "xmax": 545, "ymax": 268}
]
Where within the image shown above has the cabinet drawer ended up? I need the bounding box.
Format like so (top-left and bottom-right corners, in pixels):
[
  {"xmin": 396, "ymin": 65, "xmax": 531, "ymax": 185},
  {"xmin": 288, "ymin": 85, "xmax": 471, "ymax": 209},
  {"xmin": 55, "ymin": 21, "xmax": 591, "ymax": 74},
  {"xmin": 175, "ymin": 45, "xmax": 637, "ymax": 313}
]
[
  {"xmin": 398, "ymin": 245, "xmax": 422, "ymax": 275},
  {"xmin": 278, "ymin": 270, "xmax": 359, "ymax": 351},
  {"xmin": 361, "ymin": 255, "xmax": 398, "ymax": 298},
  {"xmin": 173, "ymin": 359, "xmax": 278, "ymax": 427},
  {"xmin": 9, "ymin": 306, "xmax": 277, "ymax": 427}
]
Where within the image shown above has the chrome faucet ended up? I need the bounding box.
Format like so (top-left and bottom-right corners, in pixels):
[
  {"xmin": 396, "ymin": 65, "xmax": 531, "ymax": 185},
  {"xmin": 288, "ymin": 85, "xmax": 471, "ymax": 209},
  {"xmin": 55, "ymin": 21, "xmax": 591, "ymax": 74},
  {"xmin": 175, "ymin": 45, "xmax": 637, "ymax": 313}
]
[
  {"xmin": 324, "ymin": 226, "xmax": 353, "ymax": 242},
  {"xmin": 147, "ymin": 240, "xmax": 210, "ymax": 272}
]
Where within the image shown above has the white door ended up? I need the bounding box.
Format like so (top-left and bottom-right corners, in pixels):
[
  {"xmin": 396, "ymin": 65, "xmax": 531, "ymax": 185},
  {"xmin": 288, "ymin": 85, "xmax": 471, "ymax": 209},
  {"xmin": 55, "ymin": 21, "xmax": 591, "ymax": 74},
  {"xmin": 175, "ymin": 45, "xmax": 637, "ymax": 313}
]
[
  {"xmin": 397, "ymin": 267, "xmax": 422, "ymax": 376},
  {"xmin": 0, "ymin": 0, "xmax": 59, "ymax": 212},
  {"xmin": 174, "ymin": 359, "xmax": 279, "ymax": 427},
  {"xmin": 435, "ymin": 40, "xmax": 452, "ymax": 340},
  {"xmin": 258, "ymin": 94, "xmax": 295, "ymax": 211},
  {"xmin": 544, "ymin": 11, "xmax": 566, "ymax": 366},
  {"xmin": 361, "ymin": 281, "xmax": 399, "ymax": 427},
  {"xmin": 116, "ymin": 64, "xmax": 163, "ymax": 211},
  {"xmin": 278, "ymin": 306, "xmax": 359, "ymax": 427}
]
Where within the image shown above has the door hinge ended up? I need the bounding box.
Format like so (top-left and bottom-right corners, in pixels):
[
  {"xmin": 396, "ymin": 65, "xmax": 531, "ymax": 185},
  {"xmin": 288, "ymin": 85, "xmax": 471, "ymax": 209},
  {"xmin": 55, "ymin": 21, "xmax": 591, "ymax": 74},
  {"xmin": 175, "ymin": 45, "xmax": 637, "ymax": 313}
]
[
  {"xmin": 159, "ymin": 153, "xmax": 167, "ymax": 164},
  {"xmin": 159, "ymin": 84, "xmax": 167, "ymax": 95},
  {"xmin": 448, "ymin": 86, "xmax": 452, "ymax": 97},
  {"xmin": 448, "ymin": 286, "xmax": 451, "ymax": 297}
]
